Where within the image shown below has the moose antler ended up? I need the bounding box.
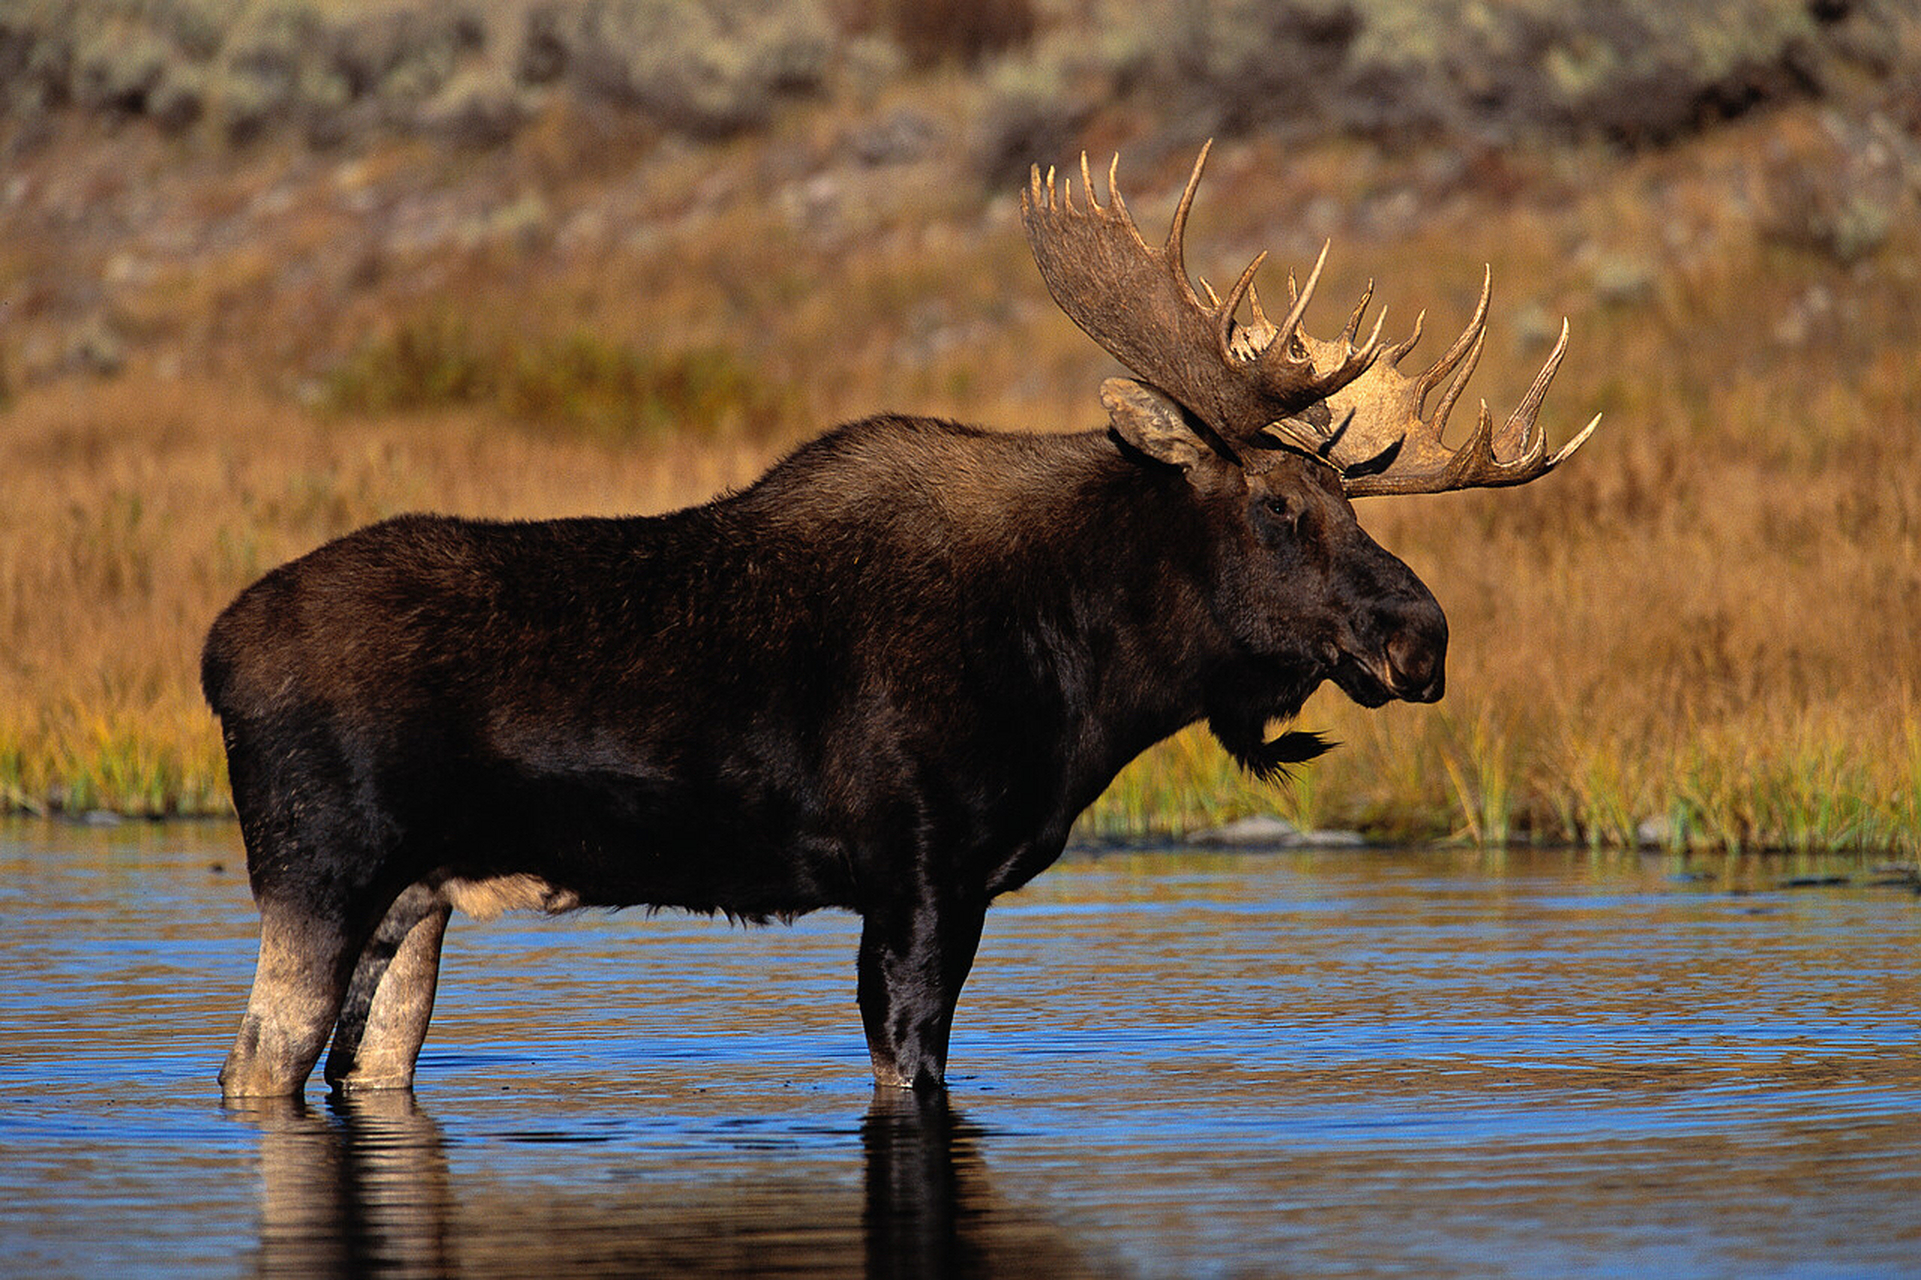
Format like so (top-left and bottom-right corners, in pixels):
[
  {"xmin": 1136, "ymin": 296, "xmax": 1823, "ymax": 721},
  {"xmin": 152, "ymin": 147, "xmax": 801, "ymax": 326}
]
[
  {"xmin": 1023, "ymin": 141, "xmax": 1600, "ymax": 495},
  {"xmin": 1268, "ymin": 268, "xmax": 1602, "ymax": 496},
  {"xmin": 1021, "ymin": 142, "xmax": 1385, "ymax": 450}
]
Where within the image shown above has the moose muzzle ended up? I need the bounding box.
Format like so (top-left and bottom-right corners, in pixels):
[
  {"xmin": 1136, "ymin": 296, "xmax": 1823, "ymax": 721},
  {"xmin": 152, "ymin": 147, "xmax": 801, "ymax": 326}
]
[{"xmin": 1383, "ymin": 608, "xmax": 1447, "ymax": 703}]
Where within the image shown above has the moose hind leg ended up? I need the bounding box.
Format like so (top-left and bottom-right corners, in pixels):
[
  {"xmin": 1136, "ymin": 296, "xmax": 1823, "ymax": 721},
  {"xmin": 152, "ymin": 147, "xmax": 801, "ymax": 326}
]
[
  {"xmin": 324, "ymin": 884, "xmax": 451, "ymax": 1092},
  {"xmin": 221, "ymin": 898, "xmax": 366, "ymax": 1099}
]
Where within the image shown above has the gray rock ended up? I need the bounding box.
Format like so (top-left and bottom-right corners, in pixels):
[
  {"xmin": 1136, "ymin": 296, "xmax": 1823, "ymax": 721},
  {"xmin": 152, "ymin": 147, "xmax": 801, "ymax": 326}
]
[
  {"xmin": 1192, "ymin": 815, "xmax": 1300, "ymax": 847},
  {"xmin": 846, "ymin": 109, "xmax": 941, "ymax": 167},
  {"xmin": 1191, "ymin": 816, "xmax": 1365, "ymax": 849},
  {"xmin": 1291, "ymin": 827, "xmax": 1366, "ymax": 849}
]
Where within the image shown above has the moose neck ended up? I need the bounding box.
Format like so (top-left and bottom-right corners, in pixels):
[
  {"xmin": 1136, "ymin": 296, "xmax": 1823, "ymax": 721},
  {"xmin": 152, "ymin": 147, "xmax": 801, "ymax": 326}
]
[
  {"xmin": 1006, "ymin": 428, "xmax": 1258, "ymax": 809},
  {"xmin": 734, "ymin": 415, "xmax": 1297, "ymax": 842}
]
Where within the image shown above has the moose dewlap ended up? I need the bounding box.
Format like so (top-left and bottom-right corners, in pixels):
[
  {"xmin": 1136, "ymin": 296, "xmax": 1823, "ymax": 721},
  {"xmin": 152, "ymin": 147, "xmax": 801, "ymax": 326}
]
[{"xmin": 208, "ymin": 144, "xmax": 1597, "ymax": 1098}]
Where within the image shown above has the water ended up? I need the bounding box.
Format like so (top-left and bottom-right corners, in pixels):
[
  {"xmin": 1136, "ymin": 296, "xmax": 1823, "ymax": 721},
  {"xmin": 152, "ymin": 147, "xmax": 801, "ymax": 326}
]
[{"xmin": 2, "ymin": 818, "xmax": 1917, "ymax": 1278}]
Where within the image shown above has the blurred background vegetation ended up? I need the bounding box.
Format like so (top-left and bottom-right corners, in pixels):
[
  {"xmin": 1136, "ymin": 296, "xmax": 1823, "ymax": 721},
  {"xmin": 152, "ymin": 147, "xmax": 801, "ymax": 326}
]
[{"xmin": 1, "ymin": 0, "xmax": 1918, "ymax": 850}]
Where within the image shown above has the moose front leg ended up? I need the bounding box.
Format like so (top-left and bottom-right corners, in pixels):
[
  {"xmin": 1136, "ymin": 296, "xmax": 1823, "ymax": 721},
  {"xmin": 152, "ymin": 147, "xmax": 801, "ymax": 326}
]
[{"xmin": 857, "ymin": 890, "xmax": 987, "ymax": 1091}]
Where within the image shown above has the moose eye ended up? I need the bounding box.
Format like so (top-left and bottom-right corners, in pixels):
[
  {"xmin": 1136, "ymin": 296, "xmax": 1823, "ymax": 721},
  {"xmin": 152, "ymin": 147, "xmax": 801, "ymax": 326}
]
[{"xmin": 1258, "ymin": 495, "xmax": 1307, "ymax": 545}]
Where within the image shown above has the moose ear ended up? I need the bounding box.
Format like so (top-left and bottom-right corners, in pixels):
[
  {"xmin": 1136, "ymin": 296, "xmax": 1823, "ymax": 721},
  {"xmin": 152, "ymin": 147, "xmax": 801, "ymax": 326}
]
[{"xmin": 1101, "ymin": 378, "xmax": 1208, "ymax": 471}]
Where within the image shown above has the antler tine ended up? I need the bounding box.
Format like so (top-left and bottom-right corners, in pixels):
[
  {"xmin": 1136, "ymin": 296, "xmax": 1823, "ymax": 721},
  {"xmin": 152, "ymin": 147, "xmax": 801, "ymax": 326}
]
[
  {"xmin": 1103, "ymin": 153, "xmax": 1132, "ymax": 227},
  {"xmin": 1214, "ymin": 251, "xmax": 1269, "ymax": 360},
  {"xmin": 1035, "ymin": 163, "xmax": 1057, "ymax": 212},
  {"xmin": 1360, "ymin": 307, "xmax": 1390, "ymax": 351},
  {"xmin": 1549, "ymin": 412, "xmax": 1603, "ymax": 467},
  {"xmin": 1164, "ymin": 139, "xmax": 1212, "ymax": 296},
  {"xmin": 1338, "ymin": 280, "xmax": 1375, "ymax": 347},
  {"xmin": 1274, "ymin": 262, "xmax": 1381, "ymax": 357},
  {"xmin": 1360, "ymin": 308, "xmax": 1388, "ymax": 357},
  {"xmin": 1412, "ymin": 267, "xmax": 1490, "ymax": 413},
  {"xmin": 1463, "ymin": 400, "xmax": 1506, "ymax": 478},
  {"xmin": 1384, "ymin": 310, "xmax": 1425, "ymax": 367},
  {"xmin": 1495, "ymin": 317, "xmax": 1569, "ymax": 458},
  {"xmin": 1426, "ymin": 325, "xmax": 1485, "ymax": 447},
  {"xmin": 1241, "ymin": 245, "xmax": 1388, "ymax": 402},
  {"xmin": 1277, "ymin": 241, "xmax": 1330, "ymax": 346}
]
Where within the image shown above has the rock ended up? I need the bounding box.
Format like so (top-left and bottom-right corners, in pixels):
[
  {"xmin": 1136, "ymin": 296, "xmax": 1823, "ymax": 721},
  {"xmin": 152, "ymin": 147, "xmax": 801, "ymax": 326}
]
[
  {"xmin": 846, "ymin": 108, "xmax": 941, "ymax": 167},
  {"xmin": 66, "ymin": 318, "xmax": 126, "ymax": 378},
  {"xmin": 1292, "ymin": 827, "xmax": 1366, "ymax": 849},
  {"xmin": 415, "ymin": 70, "xmax": 531, "ymax": 148},
  {"xmin": 1191, "ymin": 816, "xmax": 1365, "ymax": 849},
  {"xmin": 1591, "ymin": 252, "xmax": 1656, "ymax": 307},
  {"xmin": 1193, "ymin": 815, "xmax": 1300, "ymax": 846}
]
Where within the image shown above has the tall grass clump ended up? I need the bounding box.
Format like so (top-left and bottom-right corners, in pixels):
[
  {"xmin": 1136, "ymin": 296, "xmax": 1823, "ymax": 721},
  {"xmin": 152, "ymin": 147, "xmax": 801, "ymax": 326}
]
[
  {"xmin": 326, "ymin": 318, "xmax": 795, "ymax": 440},
  {"xmin": 501, "ymin": 337, "xmax": 793, "ymax": 440},
  {"xmin": 324, "ymin": 313, "xmax": 494, "ymax": 414}
]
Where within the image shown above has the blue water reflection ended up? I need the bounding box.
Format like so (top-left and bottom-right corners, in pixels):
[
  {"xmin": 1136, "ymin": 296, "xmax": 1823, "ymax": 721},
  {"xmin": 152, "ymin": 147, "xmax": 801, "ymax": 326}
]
[{"xmin": 1, "ymin": 819, "xmax": 1917, "ymax": 1277}]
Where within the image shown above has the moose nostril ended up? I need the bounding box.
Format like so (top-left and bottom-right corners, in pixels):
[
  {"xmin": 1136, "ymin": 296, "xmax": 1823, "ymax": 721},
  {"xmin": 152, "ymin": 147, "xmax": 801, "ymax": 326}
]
[{"xmin": 1387, "ymin": 631, "xmax": 1441, "ymax": 695}]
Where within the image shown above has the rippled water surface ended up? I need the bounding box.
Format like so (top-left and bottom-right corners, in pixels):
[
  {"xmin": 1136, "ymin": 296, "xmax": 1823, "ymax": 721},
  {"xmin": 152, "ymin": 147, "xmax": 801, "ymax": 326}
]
[{"xmin": 2, "ymin": 818, "xmax": 1918, "ymax": 1277}]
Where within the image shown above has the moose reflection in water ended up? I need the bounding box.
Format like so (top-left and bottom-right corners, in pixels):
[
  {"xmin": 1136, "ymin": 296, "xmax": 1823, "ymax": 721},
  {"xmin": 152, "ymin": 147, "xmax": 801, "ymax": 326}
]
[
  {"xmin": 206, "ymin": 143, "xmax": 1598, "ymax": 1100},
  {"xmin": 232, "ymin": 1090, "xmax": 1082, "ymax": 1279}
]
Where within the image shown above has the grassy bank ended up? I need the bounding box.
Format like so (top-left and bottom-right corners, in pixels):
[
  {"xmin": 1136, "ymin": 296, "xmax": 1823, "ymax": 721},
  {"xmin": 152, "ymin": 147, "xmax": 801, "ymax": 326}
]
[{"xmin": 3, "ymin": 42, "xmax": 1918, "ymax": 850}]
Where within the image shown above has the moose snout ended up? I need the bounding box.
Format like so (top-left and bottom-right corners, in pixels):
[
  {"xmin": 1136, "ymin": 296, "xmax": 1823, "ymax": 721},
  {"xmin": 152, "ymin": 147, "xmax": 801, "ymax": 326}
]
[{"xmin": 1385, "ymin": 611, "xmax": 1447, "ymax": 703}]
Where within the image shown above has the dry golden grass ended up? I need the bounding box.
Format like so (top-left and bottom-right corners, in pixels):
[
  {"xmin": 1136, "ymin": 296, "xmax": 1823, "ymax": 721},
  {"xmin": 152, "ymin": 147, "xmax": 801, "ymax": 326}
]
[
  {"xmin": 2, "ymin": 98, "xmax": 1916, "ymax": 851},
  {"xmin": 0, "ymin": 373, "xmax": 773, "ymax": 814}
]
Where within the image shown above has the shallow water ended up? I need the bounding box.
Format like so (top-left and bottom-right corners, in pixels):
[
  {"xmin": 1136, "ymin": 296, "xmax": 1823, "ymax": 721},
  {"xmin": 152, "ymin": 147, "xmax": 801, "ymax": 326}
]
[{"xmin": 1, "ymin": 819, "xmax": 1917, "ymax": 1278}]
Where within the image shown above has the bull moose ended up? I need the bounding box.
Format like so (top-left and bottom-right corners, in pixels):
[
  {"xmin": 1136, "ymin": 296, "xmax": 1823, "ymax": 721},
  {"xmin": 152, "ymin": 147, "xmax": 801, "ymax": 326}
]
[{"xmin": 207, "ymin": 144, "xmax": 1598, "ymax": 1098}]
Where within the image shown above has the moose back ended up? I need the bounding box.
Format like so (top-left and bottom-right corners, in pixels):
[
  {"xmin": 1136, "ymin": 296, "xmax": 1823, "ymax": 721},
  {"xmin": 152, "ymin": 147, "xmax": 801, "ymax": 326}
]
[{"xmin": 208, "ymin": 146, "xmax": 1595, "ymax": 1098}]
